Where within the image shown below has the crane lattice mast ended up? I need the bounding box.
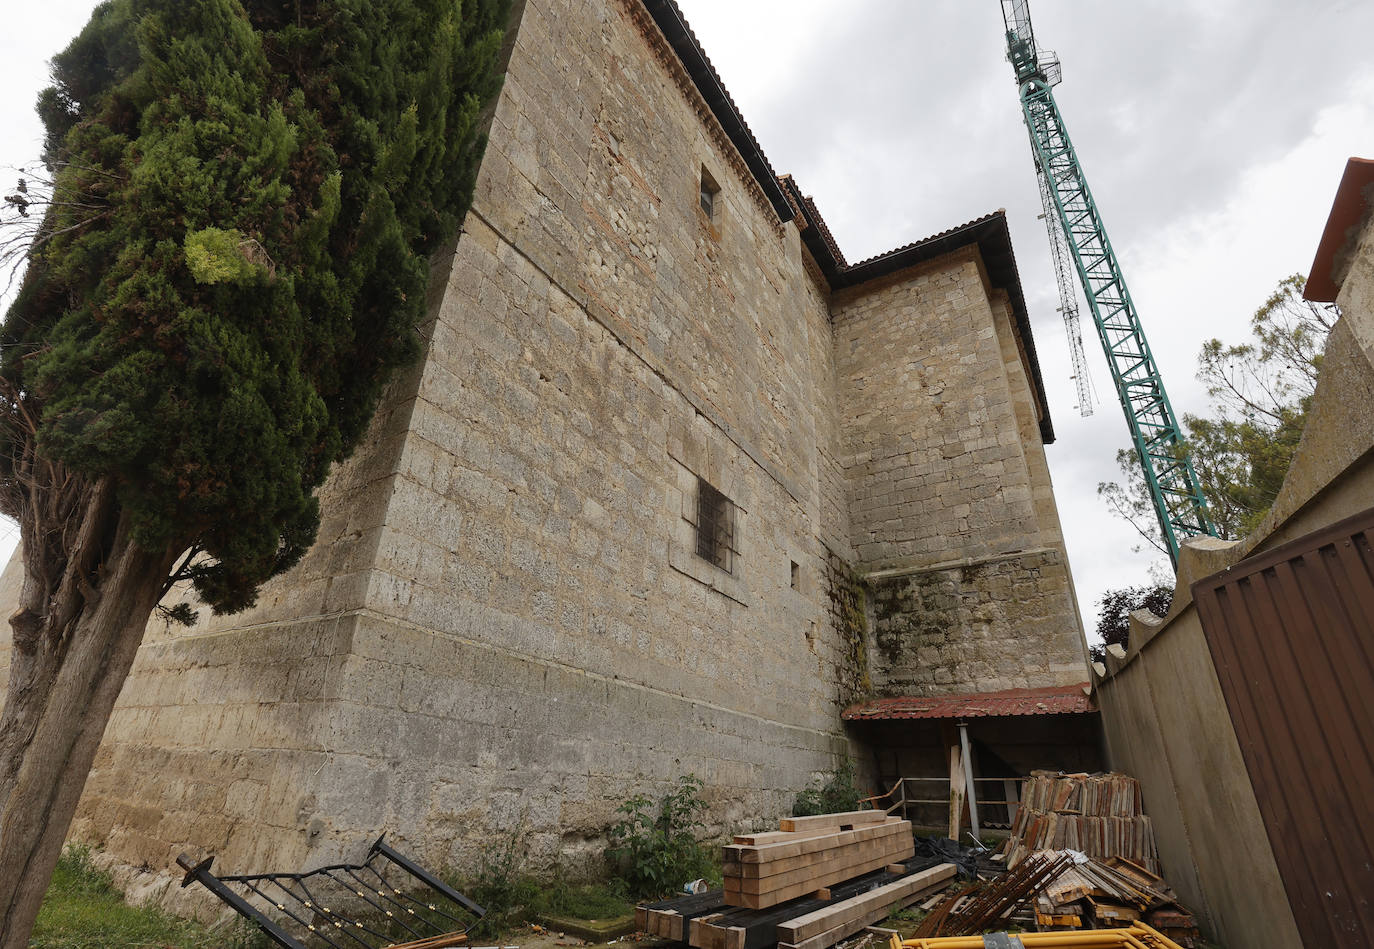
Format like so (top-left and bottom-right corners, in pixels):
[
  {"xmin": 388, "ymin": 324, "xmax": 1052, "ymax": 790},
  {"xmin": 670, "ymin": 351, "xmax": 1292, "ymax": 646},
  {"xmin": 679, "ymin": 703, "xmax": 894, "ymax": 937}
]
[
  {"xmin": 1000, "ymin": 0, "xmax": 1214, "ymax": 566},
  {"xmin": 1036, "ymin": 165, "xmax": 1095, "ymax": 417}
]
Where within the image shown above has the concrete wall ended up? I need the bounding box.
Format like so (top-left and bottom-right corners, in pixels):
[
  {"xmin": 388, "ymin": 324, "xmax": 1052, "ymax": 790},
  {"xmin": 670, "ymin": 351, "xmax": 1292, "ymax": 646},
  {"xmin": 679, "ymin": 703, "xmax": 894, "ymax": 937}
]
[{"xmin": 1092, "ymin": 199, "xmax": 1374, "ymax": 948}]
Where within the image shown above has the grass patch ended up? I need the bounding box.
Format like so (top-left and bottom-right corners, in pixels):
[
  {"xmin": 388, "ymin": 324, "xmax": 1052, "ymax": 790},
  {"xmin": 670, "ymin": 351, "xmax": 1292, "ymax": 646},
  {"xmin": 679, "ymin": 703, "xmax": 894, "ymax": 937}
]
[
  {"xmin": 30, "ymin": 845, "xmax": 265, "ymax": 949},
  {"xmin": 537, "ymin": 879, "xmax": 634, "ymax": 921}
]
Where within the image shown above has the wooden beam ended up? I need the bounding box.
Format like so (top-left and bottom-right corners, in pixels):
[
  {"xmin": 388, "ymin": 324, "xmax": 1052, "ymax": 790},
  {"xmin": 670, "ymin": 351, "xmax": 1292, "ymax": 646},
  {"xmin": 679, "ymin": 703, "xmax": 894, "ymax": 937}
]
[
  {"xmin": 775, "ymin": 864, "xmax": 956, "ymax": 943},
  {"xmin": 724, "ymin": 819, "xmax": 910, "ymax": 865},
  {"xmin": 779, "ymin": 811, "xmax": 890, "ymax": 833},
  {"xmin": 947, "ymin": 744, "xmax": 964, "ymax": 842}
]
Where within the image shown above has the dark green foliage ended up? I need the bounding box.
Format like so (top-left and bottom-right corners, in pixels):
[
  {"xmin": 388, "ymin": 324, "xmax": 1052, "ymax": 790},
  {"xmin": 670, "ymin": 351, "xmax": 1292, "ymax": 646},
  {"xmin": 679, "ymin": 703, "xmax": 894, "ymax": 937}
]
[
  {"xmin": 605, "ymin": 775, "xmax": 717, "ymax": 899},
  {"xmin": 1088, "ymin": 584, "xmax": 1173, "ymax": 663},
  {"xmin": 3, "ymin": 0, "xmax": 508, "ymax": 613},
  {"xmin": 537, "ymin": 878, "xmax": 634, "ymax": 921},
  {"xmin": 792, "ymin": 760, "xmax": 866, "ymax": 817}
]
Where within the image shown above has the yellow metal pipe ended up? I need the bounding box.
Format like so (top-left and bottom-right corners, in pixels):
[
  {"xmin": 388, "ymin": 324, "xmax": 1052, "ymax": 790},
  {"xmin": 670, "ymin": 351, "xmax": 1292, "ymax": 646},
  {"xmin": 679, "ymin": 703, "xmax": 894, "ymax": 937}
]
[
  {"xmin": 895, "ymin": 925, "xmax": 1186, "ymax": 949},
  {"xmin": 900, "ymin": 936, "xmax": 1126, "ymax": 948}
]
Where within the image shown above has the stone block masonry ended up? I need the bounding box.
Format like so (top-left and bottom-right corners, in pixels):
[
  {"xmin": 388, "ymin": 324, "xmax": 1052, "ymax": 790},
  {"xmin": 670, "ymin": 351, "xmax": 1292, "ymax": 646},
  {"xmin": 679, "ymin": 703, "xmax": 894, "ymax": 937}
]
[
  {"xmin": 832, "ymin": 251, "xmax": 1086, "ymax": 695},
  {"xmin": 868, "ymin": 549, "xmax": 1086, "ymax": 694},
  {"xmin": 0, "ymin": 0, "xmax": 1091, "ymax": 891}
]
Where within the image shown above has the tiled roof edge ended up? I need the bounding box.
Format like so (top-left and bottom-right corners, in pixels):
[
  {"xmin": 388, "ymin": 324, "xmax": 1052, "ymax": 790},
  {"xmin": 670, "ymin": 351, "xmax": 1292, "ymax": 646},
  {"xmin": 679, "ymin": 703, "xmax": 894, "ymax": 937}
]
[{"xmin": 638, "ymin": 0, "xmax": 795, "ymax": 223}]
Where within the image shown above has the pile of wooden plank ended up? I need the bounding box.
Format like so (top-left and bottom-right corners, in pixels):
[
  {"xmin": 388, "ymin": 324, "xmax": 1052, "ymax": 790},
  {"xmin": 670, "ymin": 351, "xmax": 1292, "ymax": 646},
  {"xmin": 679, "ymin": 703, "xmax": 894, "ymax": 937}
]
[
  {"xmin": 637, "ymin": 810, "xmax": 959, "ymax": 949},
  {"xmin": 1005, "ymin": 772, "xmax": 1160, "ymax": 872},
  {"xmin": 638, "ymin": 862, "xmax": 955, "ymax": 949},
  {"xmin": 724, "ymin": 811, "xmax": 916, "ymax": 909}
]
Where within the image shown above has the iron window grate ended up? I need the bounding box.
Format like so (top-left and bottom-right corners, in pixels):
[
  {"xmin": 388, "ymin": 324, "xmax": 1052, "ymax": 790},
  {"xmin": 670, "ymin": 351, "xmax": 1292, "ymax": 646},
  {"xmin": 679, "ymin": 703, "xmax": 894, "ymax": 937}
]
[{"xmin": 696, "ymin": 477, "xmax": 735, "ymax": 573}]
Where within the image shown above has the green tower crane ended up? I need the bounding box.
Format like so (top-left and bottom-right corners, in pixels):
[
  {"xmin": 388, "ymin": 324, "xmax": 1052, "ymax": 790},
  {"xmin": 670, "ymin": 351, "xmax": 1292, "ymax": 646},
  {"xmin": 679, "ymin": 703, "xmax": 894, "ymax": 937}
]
[{"xmin": 1000, "ymin": 0, "xmax": 1215, "ymax": 566}]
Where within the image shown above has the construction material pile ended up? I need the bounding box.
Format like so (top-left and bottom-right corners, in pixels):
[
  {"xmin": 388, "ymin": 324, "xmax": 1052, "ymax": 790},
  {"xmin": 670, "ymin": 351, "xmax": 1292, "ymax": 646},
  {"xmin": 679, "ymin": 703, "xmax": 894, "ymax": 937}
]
[
  {"xmin": 725, "ymin": 811, "xmax": 916, "ymax": 909},
  {"xmin": 899, "ymin": 848, "xmax": 1199, "ymax": 948},
  {"xmin": 1034, "ymin": 851, "xmax": 1199, "ymax": 946},
  {"xmin": 636, "ymin": 810, "xmax": 956, "ymax": 949},
  {"xmin": 912, "ymin": 851, "xmax": 1073, "ymax": 938},
  {"xmin": 1006, "ymin": 772, "xmax": 1160, "ymax": 872}
]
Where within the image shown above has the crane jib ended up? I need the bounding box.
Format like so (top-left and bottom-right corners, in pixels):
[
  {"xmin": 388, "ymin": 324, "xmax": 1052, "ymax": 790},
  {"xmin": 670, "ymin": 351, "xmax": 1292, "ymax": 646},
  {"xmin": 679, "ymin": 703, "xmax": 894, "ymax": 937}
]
[{"xmin": 1000, "ymin": 3, "xmax": 1216, "ymax": 566}]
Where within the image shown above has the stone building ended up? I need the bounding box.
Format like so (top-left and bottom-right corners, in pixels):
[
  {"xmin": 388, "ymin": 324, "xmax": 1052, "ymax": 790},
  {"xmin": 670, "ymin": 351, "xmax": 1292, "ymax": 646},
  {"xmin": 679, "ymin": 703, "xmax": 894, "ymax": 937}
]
[{"xmin": 0, "ymin": 0, "xmax": 1090, "ymax": 883}]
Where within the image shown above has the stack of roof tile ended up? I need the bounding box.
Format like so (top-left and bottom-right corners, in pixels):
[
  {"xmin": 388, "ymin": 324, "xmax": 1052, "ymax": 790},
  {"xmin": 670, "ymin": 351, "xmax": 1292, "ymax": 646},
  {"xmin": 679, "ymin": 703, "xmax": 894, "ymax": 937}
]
[{"xmin": 1006, "ymin": 772, "xmax": 1160, "ymax": 873}]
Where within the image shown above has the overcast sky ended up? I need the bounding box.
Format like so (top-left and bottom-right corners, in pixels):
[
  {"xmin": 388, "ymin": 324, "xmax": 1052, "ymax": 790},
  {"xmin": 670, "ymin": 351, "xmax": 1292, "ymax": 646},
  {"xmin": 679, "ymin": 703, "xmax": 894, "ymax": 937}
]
[{"xmin": 2, "ymin": 1, "xmax": 1373, "ymax": 636}]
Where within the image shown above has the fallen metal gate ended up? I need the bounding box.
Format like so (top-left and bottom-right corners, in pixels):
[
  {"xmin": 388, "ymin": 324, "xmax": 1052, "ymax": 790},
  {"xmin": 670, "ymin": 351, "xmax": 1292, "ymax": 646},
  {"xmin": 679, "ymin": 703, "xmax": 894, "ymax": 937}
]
[
  {"xmin": 1192, "ymin": 505, "xmax": 1374, "ymax": 948},
  {"xmin": 178, "ymin": 835, "xmax": 483, "ymax": 949}
]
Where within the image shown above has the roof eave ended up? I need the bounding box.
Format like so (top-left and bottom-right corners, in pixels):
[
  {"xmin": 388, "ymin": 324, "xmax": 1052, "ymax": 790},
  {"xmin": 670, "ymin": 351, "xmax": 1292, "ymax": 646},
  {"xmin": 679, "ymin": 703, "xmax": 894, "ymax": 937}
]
[
  {"xmin": 638, "ymin": 0, "xmax": 795, "ymax": 223},
  {"xmin": 1305, "ymin": 157, "xmax": 1374, "ymax": 303}
]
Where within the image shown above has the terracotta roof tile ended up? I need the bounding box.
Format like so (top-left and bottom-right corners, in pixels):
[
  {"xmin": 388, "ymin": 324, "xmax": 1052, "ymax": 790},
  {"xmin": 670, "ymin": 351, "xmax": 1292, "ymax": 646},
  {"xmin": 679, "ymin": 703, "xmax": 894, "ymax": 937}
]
[{"xmin": 842, "ymin": 683, "xmax": 1095, "ymax": 721}]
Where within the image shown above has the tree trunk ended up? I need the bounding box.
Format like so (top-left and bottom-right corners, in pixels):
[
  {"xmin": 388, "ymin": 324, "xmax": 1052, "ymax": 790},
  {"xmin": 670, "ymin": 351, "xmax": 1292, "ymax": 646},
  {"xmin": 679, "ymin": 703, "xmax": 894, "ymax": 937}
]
[{"xmin": 0, "ymin": 475, "xmax": 179, "ymax": 949}]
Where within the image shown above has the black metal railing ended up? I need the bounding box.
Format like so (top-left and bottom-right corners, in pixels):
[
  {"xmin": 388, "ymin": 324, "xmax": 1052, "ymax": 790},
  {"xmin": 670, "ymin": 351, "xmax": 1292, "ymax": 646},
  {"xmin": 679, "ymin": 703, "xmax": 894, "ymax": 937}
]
[{"xmin": 178, "ymin": 835, "xmax": 483, "ymax": 949}]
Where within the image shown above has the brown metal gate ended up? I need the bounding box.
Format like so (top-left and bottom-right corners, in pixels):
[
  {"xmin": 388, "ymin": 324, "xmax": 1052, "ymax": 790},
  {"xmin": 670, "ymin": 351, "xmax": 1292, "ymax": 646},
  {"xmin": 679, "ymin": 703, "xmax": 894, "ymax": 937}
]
[{"xmin": 1192, "ymin": 506, "xmax": 1374, "ymax": 948}]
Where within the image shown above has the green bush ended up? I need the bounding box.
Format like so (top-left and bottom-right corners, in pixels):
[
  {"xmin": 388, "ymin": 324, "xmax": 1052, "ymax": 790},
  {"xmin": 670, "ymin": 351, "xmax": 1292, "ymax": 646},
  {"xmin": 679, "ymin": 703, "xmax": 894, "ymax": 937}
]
[
  {"xmin": 605, "ymin": 775, "xmax": 717, "ymax": 898},
  {"xmin": 792, "ymin": 760, "xmax": 867, "ymax": 817},
  {"xmin": 461, "ymin": 829, "xmax": 543, "ymax": 940}
]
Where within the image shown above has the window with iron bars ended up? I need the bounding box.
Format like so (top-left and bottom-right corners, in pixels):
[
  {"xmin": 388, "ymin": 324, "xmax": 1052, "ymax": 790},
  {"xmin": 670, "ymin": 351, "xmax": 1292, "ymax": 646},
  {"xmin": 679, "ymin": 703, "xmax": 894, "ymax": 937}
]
[{"xmin": 695, "ymin": 477, "xmax": 735, "ymax": 573}]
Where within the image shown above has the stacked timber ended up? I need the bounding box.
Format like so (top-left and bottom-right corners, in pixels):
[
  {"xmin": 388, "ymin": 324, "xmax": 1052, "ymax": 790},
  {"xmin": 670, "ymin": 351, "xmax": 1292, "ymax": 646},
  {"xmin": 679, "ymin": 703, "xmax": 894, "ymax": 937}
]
[
  {"xmin": 661, "ymin": 862, "xmax": 955, "ymax": 949},
  {"xmin": 723, "ymin": 811, "xmax": 915, "ymax": 909},
  {"xmin": 1006, "ymin": 772, "xmax": 1160, "ymax": 873},
  {"xmin": 639, "ymin": 810, "xmax": 959, "ymax": 949}
]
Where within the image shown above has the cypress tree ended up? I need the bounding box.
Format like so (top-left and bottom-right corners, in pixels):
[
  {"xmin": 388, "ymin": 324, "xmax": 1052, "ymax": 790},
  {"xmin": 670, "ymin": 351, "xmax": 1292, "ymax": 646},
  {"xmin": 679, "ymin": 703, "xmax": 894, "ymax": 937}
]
[{"xmin": 0, "ymin": 0, "xmax": 509, "ymax": 941}]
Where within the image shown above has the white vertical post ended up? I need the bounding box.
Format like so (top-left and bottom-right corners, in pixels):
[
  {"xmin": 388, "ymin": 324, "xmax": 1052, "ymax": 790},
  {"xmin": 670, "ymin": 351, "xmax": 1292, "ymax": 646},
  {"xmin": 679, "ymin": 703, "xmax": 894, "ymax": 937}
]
[{"xmin": 958, "ymin": 721, "xmax": 980, "ymax": 841}]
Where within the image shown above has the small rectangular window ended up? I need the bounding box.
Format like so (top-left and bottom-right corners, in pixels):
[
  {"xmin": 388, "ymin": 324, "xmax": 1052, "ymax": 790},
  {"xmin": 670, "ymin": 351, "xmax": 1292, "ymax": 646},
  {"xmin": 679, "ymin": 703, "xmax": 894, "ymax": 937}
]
[
  {"xmin": 699, "ymin": 167, "xmax": 720, "ymax": 219},
  {"xmin": 696, "ymin": 477, "xmax": 734, "ymax": 573},
  {"xmin": 790, "ymin": 560, "xmax": 800, "ymax": 590}
]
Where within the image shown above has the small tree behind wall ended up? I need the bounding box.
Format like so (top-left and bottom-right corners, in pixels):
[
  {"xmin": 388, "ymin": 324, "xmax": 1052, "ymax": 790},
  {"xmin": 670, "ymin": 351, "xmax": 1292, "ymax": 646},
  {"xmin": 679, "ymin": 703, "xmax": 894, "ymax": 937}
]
[
  {"xmin": 0, "ymin": 0, "xmax": 509, "ymax": 943},
  {"xmin": 1088, "ymin": 584, "xmax": 1174, "ymax": 664}
]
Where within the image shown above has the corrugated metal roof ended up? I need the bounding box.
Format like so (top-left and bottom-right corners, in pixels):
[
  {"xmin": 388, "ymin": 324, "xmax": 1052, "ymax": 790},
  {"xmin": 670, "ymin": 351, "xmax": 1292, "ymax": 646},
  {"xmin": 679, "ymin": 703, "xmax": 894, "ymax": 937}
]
[{"xmin": 842, "ymin": 683, "xmax": 1095, "ymax": 721}]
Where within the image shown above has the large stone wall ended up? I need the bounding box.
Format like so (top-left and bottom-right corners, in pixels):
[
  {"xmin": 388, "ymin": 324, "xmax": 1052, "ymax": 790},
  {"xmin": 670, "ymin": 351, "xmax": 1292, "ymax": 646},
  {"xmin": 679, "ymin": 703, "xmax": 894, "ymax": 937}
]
[
  {"xmin": 831, "ymin": 252, "xmax": 1085, "ymax": 694},
  {"xmin": 868, "ymin": 548, "xmax": 1083, "ymax": 694},
  {"xmin": 0, "ymin": 0, "xmax": 1091, "ymax": 899},
  {"xmin": 54, "ymin": 0, "xmax": 864, "ymax": 887}
]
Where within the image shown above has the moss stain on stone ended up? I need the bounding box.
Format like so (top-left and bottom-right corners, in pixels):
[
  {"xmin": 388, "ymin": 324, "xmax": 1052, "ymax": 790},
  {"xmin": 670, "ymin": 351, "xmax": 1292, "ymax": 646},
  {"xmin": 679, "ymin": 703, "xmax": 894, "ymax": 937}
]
[{"xmin": 825, "ymin": 553, "xmax": 870, "ymax": 702}]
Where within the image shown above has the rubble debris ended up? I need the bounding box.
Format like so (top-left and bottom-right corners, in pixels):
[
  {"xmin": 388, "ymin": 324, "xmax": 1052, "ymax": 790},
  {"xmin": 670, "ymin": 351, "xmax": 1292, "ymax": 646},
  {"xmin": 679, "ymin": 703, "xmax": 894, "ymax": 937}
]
[
  {"xmin": 1028, "ymin": 851, "xmax": 1198, "ymax": 946},
  {"xmin": 908, "ymin": 837, "xmax": 984, "ymax": 880},
  {"xmin": 1005, "ymin": 772, "xmax": 1160, "ymax": 872}
]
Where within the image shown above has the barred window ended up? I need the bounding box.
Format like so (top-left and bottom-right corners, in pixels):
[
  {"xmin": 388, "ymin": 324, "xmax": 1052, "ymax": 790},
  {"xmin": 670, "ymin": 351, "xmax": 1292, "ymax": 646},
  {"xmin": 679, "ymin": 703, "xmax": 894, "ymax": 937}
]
[{"xmin": 695, "ymin": 477, "xmax": 735, "ymax": 573}]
